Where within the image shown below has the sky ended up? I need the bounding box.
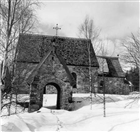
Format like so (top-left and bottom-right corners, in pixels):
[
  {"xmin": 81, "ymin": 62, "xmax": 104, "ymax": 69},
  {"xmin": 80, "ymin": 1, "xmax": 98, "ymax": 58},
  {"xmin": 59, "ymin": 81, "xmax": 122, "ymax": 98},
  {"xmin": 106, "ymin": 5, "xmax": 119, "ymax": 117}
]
[
  {"xmin": 34, "ymin": 0, "xmax": 139, "ymax": 70},
  {"xmin": 35, "ymin": 0, "xmax": 139, "ymax": 39},
  {"xmin": 0, "ymin": 0, "xmax": 139, "ymax": 69}
]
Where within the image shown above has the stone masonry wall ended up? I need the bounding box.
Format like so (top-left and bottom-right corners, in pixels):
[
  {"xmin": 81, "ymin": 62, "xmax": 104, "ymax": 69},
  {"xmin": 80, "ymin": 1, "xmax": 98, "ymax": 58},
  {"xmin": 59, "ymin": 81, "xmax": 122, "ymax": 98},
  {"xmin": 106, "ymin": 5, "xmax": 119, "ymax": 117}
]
[
  {"xmin": 15, "ymin": 52, "xmax": 73, "ymax": 111},
  {"xmin": 98, "ymin": 77, "xmax": 130, "ymax": 95},
  {"xmin": 68, "ymin": 66, "xmax": 98, "ymax": 93}
]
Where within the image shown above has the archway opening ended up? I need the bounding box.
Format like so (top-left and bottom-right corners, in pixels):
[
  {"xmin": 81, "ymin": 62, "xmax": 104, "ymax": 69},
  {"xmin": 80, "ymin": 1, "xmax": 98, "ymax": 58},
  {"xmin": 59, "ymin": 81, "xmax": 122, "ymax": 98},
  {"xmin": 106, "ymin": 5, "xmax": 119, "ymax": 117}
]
[{"xmin": 43, "ymin": 82, "xmax": 61, "ymax": 109}]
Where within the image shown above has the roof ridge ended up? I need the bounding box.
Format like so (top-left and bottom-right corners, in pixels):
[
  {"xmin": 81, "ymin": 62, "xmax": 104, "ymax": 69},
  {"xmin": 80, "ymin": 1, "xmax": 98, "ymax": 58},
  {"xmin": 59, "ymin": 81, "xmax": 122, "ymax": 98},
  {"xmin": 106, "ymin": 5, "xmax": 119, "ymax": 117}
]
[{"xmin": 19, "ymin": 33, "xmax": 91, "ymax": 41}]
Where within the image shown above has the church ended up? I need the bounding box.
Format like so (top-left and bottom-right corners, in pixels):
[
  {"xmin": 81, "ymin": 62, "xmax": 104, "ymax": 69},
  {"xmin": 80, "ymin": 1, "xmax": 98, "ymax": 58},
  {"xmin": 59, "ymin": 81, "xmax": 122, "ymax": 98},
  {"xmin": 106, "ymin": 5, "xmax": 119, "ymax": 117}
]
[{"xmin": 13, "ymin": 33, "xmax": 99, "ymax": 112}]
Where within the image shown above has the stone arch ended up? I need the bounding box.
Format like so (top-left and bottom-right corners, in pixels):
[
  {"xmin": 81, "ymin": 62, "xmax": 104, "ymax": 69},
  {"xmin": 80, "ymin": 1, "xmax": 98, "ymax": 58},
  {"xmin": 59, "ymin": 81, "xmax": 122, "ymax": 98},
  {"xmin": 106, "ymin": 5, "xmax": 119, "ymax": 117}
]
[
  {"xmin": 43, "ymin": 83, "xmax": 57, "ymax": 94},
  {"xmin": 39, "ymin": 78, "xmax": 65, "ymax": 109},
  {"xmin": 44, "ymin": 82, "xmax": 61, "ymax": 109}
]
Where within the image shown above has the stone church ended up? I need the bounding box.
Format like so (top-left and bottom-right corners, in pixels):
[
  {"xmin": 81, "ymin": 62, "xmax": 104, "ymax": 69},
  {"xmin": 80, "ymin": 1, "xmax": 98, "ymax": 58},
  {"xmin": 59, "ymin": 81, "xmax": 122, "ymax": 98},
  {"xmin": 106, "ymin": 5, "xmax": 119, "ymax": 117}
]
[{"xmin": 13, "ymin": 33, "xmax": 99, "ymax": 111}]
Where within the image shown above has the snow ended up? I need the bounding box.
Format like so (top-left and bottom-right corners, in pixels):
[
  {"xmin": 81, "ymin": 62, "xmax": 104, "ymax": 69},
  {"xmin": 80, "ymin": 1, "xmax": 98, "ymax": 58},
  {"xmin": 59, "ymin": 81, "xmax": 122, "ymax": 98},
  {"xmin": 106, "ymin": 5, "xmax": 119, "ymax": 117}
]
[
  {"xmin": 1, "ymin": 93, "xmax": 140, "ymax": 132},
  {"xmin": 43, "ymin": 94, "xmax": 57, "ymax": 107}
]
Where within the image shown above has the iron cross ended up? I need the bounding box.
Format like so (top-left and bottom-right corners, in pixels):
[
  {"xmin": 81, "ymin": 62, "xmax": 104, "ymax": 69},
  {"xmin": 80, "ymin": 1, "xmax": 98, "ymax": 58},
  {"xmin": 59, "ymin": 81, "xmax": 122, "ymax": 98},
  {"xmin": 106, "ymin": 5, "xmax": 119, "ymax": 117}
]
[{"xmin": 53, "ymin": 24, "xmax": 61, "ymax": 36}]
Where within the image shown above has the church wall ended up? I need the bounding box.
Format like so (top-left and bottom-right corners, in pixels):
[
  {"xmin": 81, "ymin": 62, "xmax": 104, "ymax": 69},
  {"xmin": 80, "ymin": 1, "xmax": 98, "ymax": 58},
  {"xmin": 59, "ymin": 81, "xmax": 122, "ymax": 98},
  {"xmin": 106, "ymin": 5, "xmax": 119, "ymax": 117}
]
[
  {"xmin": 13, "ymin": 62, "xmax": 99, "ymax": 95},
  {"xmin": 98, "ymin": 77, "xmax": 130, "ymax": 95},
  {"xmin": 68, "ymin": 66, "xmax": 98, "ymax": 93},
  {"xmin": 14, "ymin": 53, "xmax": 73, "ymax": 111},
  {"xmin": 28, "ymin": 53, "xmax": 73, "ymax": 111}
]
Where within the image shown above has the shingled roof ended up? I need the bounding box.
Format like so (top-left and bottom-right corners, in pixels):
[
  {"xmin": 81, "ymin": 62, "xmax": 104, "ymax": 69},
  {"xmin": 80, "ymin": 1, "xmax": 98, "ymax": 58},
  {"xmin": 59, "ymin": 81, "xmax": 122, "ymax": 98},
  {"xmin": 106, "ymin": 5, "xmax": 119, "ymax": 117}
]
[
  {"xmin": 97, "ymin": 56, "xmax": 125, "ymax": 78},
  {"xmin": 15, "ymin": 34, "xmax": 99, "ymax": 67}
]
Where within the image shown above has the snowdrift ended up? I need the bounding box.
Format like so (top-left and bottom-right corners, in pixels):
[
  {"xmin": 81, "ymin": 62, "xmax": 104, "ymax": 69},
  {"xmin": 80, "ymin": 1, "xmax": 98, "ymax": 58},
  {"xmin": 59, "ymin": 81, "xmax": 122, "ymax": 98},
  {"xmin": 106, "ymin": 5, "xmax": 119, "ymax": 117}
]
[{"xmin": 1, "ymin": 93, "xmax": 140, "ymax": 132}]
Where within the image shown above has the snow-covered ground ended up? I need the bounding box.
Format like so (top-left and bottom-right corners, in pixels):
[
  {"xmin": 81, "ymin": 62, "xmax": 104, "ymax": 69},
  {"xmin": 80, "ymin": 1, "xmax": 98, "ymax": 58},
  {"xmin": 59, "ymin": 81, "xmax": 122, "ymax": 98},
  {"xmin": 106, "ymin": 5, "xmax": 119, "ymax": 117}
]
[{"xmin": 1, "ymin": 93, "xmax": 140, "ymax": 132}]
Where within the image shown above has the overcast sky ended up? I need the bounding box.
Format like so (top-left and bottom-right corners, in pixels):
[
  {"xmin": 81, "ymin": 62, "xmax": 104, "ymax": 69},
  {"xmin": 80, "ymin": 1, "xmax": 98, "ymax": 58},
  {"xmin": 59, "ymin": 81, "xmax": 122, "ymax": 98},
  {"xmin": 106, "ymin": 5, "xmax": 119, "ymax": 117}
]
[
  {"xmin": 36, "ymin": 0, "xmax": 139, "ymax": 39},
  {"xmin": 0, "ymin": 0, "xmax": 139, "ymax": 69},
  {"xmin": 35, "ymin": 0, "xmax": 139, "ymax": 70}
]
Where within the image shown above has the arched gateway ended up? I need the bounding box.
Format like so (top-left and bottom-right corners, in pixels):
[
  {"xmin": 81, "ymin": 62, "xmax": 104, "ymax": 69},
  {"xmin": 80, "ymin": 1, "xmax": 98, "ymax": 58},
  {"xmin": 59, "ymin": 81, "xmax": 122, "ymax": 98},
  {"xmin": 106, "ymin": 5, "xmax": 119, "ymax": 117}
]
[
  {"xmin": 44, "ymin": 82, "xmax": 61, "ymax": 109},
  {"xmin": 40, "ymin": 78, "xmax": 65, "ymax": 110},
  {"xmin": 25, "ymin": 42, "xmax": 75, "ymax": 112}
]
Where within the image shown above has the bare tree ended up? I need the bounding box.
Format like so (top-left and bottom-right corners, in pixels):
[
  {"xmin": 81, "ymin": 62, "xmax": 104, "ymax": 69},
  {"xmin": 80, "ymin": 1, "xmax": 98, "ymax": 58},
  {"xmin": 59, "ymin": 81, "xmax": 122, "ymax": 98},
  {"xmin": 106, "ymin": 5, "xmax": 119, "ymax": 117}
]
[
  {"xmin": 78, "ymin": 15, "xmax": 116, "ymax": 74},
  {"xmin": 121, "ymin": 31, "xmax": 140, "ymax": 104},
  {"xmin": 78, "ymin": 15, "xmax": 103, "ymax": 106},
  {"xmin": 121, "ymin": 32, "xmax": 140, "ymax": 68},
  {"xmin": 0, "ymin": 0, "xmax": 38, "ymax": 74},
  {"xmin": 97, "ymin": 40, "xmax": 109, "ymax": 73},
  {"xmin": 79, "ymin": 15, "xmax": 100, "ymax": 39},
  {"xmin": 78, "ymin": 15, "xmax": 101, "ymax": 54},
  {"xmin": 0, "ymin": 0, "xmax": 39, "ymax": 115}
]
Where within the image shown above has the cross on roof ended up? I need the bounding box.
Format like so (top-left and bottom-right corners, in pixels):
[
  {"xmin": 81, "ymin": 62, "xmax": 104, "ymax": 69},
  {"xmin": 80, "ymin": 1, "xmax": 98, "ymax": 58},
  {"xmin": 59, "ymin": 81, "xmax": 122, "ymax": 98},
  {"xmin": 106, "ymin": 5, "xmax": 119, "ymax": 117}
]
[{"xmin": 53, "ymin": 24, "xmax": 61, "ymax": 36}]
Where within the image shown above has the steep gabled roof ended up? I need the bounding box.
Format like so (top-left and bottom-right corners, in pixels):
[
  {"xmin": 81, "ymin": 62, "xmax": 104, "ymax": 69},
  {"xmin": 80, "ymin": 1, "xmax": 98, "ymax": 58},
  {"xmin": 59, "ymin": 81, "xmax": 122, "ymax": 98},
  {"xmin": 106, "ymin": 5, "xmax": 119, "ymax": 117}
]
[
  {"xmin": 25, "ymin": 47, "xmax": 76, "ymax": 86},
  {"xmin": 15, "ymin": 34, "xmax": 99, "ymax": 67},
  {"xmin": 97, "ymin": 56, "xmax": 125, "ymax": 78}
]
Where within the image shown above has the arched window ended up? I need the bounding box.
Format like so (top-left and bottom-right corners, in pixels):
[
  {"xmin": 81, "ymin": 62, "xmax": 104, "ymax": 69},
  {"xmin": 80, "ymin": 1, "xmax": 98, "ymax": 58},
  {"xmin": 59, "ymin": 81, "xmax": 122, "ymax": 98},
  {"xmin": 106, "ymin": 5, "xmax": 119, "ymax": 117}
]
[
  {"xmin": 72, "ymin": 72, "xmax": 77, "ymax": 88},
  {"xmin": 99, "ymin": 80, "xmax": 104, "ymax": 90}
]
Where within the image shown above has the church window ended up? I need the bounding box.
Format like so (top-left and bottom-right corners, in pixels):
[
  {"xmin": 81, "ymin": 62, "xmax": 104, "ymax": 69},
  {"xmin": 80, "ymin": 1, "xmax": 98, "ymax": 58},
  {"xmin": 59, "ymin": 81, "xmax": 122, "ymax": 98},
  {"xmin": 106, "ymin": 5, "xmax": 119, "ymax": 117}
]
[{"xmin": 72, "ymin": 72, "xmax": 77, "ymax": 88}]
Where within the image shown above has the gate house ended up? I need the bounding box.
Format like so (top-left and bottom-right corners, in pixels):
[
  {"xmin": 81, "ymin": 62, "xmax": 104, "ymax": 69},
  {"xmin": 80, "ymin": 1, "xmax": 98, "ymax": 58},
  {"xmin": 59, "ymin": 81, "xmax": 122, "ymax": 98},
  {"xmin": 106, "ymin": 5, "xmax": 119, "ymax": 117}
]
[{"xmin": 13, "ymin": 34, "xmax": 99, "ymax": 111}]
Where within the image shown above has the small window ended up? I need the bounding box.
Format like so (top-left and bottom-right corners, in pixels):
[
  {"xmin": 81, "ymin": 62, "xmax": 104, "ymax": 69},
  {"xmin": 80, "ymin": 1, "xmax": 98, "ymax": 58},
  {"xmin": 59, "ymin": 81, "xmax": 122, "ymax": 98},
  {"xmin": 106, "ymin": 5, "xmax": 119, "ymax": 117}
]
[
  {"xmin": 100, "ymin": 80, "xmax": 104, "ymax": 87},
  {"xmin": 99, "ymin": 80, "xmax": 104, "ymax": 90},
  {"xmin": 52, "ymin": 56, "xmax": 54, "ymax": 61},
  {"xmin": 72, "ymin": 72, "xmax": 77, "ymax": 88}
]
